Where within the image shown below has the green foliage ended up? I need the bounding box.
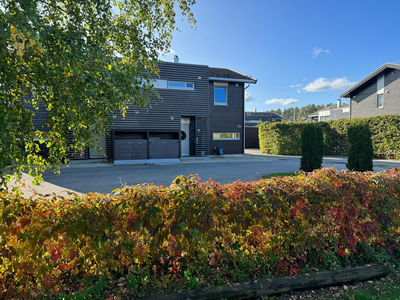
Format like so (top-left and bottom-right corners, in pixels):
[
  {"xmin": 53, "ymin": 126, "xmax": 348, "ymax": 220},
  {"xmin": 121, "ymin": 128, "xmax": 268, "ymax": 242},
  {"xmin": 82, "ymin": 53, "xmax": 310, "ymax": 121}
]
[
  {"xmin": 340, "ymin": 281, "xmax": 400, "ymax": 300},
  {"xmin": 258, "ymin": 122, "xmax": 303, "ymax": 155},
  {"xmin": 126, "ymin": 273, "xmax": 142, "ymax": 296},
  {"xmin": 2, "ymin": 169, "xmax": 400, "ymax": 298},
  {"xmin": 321, "ymin": 250, "xmax": 341, "ymax": 270},
  {"xmin": 300, "ymin": 123, "xmax": 324, "ymax": 172},
  {"xmin": 51, "ymin": 277, "xmax": 109, "ymax": 300},
  {"xmin": 346, "ymin": 123, "xmax": 374, "ymax": 172},
  {"xmin": 259, "ymin": 115, "xmax": 400, "ymax": 160},
  {"xmin": 0, "ymin": 0, "xmax": 195, "ymax": 188},
  {"xmin": 261, "ymin": 172, "xmax": 296, "ymax": 179}
]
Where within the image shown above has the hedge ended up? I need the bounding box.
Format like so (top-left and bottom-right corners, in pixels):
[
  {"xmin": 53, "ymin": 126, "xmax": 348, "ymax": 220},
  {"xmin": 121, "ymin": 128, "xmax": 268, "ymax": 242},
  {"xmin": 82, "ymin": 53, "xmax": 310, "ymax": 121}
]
[
  {"xmin": 2, "ymin": 168, "xmax": 400, "ymax": 299},
  {"xmin": 259, "ymin": 115, "xmax": 400, "ymax": 159}
]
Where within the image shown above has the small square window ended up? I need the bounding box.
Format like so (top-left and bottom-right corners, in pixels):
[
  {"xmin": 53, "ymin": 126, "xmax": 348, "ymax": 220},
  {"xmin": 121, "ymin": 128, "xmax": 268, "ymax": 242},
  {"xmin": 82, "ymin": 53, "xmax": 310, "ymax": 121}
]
[
  {"xmin": 214, "ymin": 85, "xmax": 228, "ymax": 105},
  {"xmin": 377, "ymin": 94, "xmax": 384, "ymax": 108}
]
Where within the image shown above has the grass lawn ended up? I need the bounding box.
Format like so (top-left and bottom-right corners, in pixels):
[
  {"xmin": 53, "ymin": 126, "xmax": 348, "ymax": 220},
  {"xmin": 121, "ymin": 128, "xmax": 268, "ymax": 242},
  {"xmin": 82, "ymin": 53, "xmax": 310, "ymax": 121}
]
[
  {"xmin": 338, "ymin": 280, "xmax": 400, "ymax": 300},
  {"xmin": 261, "ymin": 172, "xmax": 296, "ymax": 179}
]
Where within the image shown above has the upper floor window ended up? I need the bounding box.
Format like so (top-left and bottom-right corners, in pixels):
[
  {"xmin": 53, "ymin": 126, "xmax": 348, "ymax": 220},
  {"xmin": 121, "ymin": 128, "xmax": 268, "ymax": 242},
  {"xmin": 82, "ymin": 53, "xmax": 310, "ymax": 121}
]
[
  {"xmin": 168, "ymin": 81, "xmax": 194, "ymax": 90},
  {"xmin": 214, "ymin": 82, "xmax": 228, "ymax": 105},
  {"xmin": 154, "ymin": 79, "xmax": 194, "ymax": 90},
  {"xmin": 377, "ymin": 94, "xmax": 384, "ymax": 108}
]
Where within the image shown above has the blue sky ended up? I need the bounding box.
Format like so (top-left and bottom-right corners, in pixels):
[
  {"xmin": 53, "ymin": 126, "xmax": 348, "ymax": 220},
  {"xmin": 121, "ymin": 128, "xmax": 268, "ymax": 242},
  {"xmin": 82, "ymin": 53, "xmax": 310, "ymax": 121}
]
[{"xmin": 159, "ymin": 0, "xmax": 400, "ymax": 112}]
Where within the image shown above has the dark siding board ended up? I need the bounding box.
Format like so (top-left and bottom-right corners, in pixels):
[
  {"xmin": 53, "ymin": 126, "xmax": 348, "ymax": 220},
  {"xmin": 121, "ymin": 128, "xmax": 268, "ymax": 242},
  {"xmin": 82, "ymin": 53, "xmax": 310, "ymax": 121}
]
[
  {"xmin": 351, "ymin": 69, "xmax": 400, "ymax": 118},
  {"xmin": 209, "ymin": 82, "xmax": 244, "ymax": 154}
]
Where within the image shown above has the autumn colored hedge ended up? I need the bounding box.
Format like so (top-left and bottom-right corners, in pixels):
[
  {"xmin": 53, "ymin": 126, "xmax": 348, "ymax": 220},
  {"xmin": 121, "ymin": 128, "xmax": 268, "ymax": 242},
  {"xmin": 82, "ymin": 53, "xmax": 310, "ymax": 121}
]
[
  {"xmin": 259, "ymin": 115, "xmax": 400, "ymax": 159},
  {"xmin": 2, "ymin": 168, "xmax": 400, "ymax": 299}
]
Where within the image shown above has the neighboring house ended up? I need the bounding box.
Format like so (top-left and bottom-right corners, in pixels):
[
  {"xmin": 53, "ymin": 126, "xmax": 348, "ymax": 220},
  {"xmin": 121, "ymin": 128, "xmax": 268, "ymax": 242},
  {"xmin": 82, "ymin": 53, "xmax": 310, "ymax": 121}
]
[
  {"xmin": 306, "ymin": 99, "xmax": 350, "ymax": 122},
  {"xmin": 244, "ymin": 110, "xmax": 284, "ymax": 148},
  {"xmin": 28, "ymin": 57, "xmax": 257, "ymax": 163},
  {"xmin": 340, "ymin": 63, "xmax": 400, "ymax": 119}
]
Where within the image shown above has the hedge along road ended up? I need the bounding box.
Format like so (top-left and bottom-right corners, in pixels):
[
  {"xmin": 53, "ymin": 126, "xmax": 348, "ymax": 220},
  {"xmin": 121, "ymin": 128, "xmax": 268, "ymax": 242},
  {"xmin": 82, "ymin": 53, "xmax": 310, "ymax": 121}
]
[{"xmin": 13, "ymin": 149, "xmax": 395, "ymax": 197}]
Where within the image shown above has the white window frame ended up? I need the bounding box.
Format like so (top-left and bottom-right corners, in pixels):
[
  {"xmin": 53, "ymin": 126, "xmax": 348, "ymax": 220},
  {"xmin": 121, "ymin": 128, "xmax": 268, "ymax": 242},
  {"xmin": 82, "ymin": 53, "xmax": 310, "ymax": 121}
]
[
  {"xmin": 214, "ymin": 82, "xmax": 228, "ymax": 105},
  {"xmin": 213, "ymin": 133, "xmax": 240, "ymax": 140},
  {"xmin": 377, "ymin": 94, "xmax": 384, "ymax": 108},
  {"xmin": 319, "ymin": 115, "xmax": 330, "ymax": 121}
]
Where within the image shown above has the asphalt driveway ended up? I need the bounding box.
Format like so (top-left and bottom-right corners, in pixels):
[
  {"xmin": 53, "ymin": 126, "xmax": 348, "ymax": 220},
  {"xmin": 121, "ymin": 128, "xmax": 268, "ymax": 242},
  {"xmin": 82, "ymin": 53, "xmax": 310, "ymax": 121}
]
[{"xmin": 11, "ymin": 149, "xmax": 400, "ymax": 197}]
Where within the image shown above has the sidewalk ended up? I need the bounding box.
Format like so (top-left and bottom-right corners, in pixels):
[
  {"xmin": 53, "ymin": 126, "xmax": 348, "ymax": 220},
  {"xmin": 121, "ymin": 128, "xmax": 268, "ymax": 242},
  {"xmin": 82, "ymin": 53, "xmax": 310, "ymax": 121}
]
[{"xmin": 7, "ymin": 172, "xmax": 82, "ymax": 199}]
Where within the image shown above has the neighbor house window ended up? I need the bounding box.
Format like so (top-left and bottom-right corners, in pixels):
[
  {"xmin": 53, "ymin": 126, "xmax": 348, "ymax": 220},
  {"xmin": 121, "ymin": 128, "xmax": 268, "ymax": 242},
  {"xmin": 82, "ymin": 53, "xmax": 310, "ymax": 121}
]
[
  {"xmin": 167, "ymin": 81, "xmax": 195, "ymax": 90},
  {"xmin": 213, "ymin": 133, "xmax": 240, "ymax": 140},
  {"xmin": 377, "ymin": 94, "xmax": 384, "ymax": 108},
  {"xmin": 319, "ymin": 116, "xmax": 330, "ymax": 121},
  {"xmin": 214, "ymin": 83, "xmax": 228, "ymax": 105}
]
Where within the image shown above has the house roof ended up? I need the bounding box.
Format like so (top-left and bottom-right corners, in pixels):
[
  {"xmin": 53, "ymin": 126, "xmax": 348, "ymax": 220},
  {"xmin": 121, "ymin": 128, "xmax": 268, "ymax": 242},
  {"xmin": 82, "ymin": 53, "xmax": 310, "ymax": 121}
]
[
  {"xmin": 306, "ymin": 103, "xmax": 349, "ymax": 119},
  {"xmin": 245, "ymin": 111, "xmax": 283, "ymax": 119},
  {"xmin": 209, "ymin": 67, "xmax": 257, "ymax": 83},
  {"xmin": 339, "ymin": 63, "xmax": 400, "ymax": 98}
]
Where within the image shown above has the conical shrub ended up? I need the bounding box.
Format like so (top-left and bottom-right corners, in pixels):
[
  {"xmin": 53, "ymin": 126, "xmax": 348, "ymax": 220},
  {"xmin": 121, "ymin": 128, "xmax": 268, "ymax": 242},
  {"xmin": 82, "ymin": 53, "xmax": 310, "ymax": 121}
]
[
  {"xmin": 346, "ymin": 123, "xmax": 374, "ymax": 172},
  {"xmin": 300, "ymin": 123, "xmax": 324, "ymax": 172}
]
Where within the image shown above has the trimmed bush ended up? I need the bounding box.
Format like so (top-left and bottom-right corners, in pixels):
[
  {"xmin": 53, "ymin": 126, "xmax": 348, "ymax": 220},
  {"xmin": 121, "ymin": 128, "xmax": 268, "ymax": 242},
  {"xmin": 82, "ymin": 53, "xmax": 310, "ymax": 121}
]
[
  {"xmin": 300, "ymin": 123, "xmax": 324, "ymax": 172},
  {"xmin": 2, "ymin": 169, "xmax": 400, "ymax": 298},
  {"xmin": 347, "ymin": 123, "xmax": 374, "ymax": 172},
  {"xmin": 258, "ymin": 115, "xmax": 400, "ymax": 159}
]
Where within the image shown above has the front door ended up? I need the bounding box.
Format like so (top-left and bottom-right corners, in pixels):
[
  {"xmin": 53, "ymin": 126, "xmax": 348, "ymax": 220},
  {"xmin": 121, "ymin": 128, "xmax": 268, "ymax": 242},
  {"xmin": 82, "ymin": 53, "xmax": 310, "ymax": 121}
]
[{"xmin": 181, "ymin": 118, "xmax": 190, "ymax": 156}]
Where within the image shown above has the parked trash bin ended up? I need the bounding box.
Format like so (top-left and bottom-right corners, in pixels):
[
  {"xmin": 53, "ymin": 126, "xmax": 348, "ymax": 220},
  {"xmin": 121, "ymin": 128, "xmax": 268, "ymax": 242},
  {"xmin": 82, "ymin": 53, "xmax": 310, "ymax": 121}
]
[{"xmin": 214, "ymin": 147, "xmax": 224, "ymax": 155}]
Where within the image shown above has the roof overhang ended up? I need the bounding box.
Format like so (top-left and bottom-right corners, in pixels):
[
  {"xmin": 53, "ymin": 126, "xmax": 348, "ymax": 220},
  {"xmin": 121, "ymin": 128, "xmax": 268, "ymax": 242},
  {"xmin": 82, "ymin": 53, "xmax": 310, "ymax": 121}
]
[
  {"xmin": 339, "ymin": 63, "xmax": 400, "ymax": 98},
  {"xmin": 210, "ymin": 77, "xmax": 257, "ymax": 84}
]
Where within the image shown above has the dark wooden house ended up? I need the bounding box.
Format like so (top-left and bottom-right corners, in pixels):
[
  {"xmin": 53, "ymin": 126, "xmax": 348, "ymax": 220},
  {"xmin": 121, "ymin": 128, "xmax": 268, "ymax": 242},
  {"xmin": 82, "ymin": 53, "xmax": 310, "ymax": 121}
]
[{"xmin": 88, "ymin": 58, "xmax": 257, "ymax": 163}]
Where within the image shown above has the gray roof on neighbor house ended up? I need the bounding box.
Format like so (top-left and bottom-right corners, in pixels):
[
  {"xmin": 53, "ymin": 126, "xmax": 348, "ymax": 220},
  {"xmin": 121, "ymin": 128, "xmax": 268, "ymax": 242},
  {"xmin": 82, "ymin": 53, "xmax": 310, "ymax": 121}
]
[
  {"xmin": 306, "ymin": 103, "xmax": 349, "ymax": 119},
  {"xmin": 209, "ymin": 67, "xmax": 257, "ymax": 83},
  {"xmin": 339, "ymin": 63, "xmax": 400, "ymax": 98},
  {"xmin": 245, "ymin": 111, "xmax": 283, "ymax": 119}
]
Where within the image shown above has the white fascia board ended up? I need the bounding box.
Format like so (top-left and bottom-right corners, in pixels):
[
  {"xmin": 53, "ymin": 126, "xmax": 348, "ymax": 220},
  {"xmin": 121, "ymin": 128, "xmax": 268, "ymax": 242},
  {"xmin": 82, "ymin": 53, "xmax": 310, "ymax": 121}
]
[{"xmin": 209, "ymin": 77, "xmax": 257, "ymax": 84}]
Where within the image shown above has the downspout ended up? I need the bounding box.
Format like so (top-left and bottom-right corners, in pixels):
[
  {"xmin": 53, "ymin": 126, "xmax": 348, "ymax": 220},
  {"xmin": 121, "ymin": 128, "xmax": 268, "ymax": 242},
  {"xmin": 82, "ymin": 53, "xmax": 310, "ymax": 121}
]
[
  {"xmin": 243, "ymin": 83, "xmax": 251, "ymax": 154},
  {"xmin": 349, "ymin": 96, "xmax": 352, "ymax": 119}
]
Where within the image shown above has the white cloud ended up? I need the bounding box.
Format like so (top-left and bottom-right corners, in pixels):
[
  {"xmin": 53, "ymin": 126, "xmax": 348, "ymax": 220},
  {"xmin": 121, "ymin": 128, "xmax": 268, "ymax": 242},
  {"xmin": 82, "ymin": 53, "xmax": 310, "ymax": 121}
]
[
  {"xmin": 265, "ymin": 98, "xmax": 299, "ymax": 105},
  {"xmin": 311, "ymin": 47, "xmax": 330, "ymax": 58},
  {"xmin": 290, "ymin": 83, "xmax": 303, "ymax": 88},
  {"xmin": 245, "ymin": 91, "xmax": 255, "ymax": 102},
  {"xmin": 303, "ymin": 77, "xmax": 356, "ymax": 92}
]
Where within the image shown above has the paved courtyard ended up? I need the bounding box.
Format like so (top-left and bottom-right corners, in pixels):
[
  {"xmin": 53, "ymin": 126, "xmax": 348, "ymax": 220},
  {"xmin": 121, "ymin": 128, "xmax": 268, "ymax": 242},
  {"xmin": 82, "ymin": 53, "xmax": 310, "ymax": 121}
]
[{"xmin": 9, "ymin": 149, "xmax": 400, "ymax": 197}]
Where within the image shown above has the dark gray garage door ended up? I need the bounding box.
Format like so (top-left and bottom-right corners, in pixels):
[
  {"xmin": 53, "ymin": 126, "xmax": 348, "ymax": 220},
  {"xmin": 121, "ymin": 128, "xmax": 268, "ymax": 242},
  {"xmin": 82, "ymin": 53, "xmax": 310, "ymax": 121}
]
[{"xmin": 114, "ymin": 139, "xmax": 147, "ymax": 160}]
